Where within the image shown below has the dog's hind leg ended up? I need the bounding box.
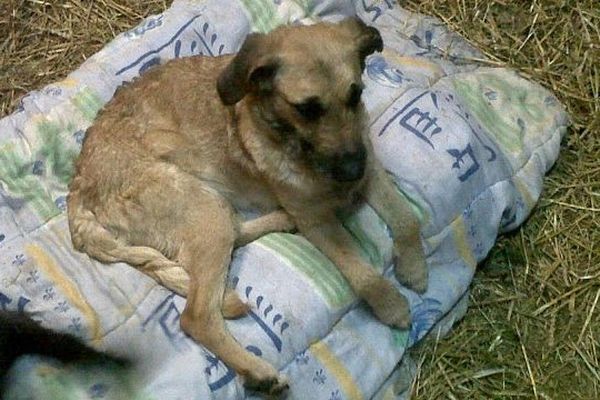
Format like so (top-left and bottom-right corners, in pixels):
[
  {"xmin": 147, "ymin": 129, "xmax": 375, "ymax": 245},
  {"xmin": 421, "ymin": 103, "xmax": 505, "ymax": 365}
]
[
  {"xmin": 71, "ymin": 168, "xmax": 287, "ymax": 394},
  {"xmin": 68, "ymin": 191, "xmax": 190, "ymax": 296},
  {"xmin": 175, "ymin": 191, "xmax": 288, "ymax": 395},
  {"xmin": 68, "ymin": 182, "xmax": 248, "ymax": 318}
]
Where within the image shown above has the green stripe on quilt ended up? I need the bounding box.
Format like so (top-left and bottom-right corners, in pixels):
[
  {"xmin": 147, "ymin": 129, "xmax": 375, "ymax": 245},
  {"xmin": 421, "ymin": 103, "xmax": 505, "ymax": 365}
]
[
  {"xmin": 297, "ymin": 0, "xmax": 313, "ymax": 13},
  {"xmin": 240, "ymin": 0, "xmax": 280, "ymax": 33},
  {"xmin": 341, "ymin": 213, "xmax": 385, "ymax": 271},
  {"xmin": 37, "ymin": 121, "xmax": 78, "ymax": 186},
  {"xmin": 70, "ymin": 87, "xmax": 103, "ymax": 122},
  {"xmin": 257, "ymin": 233, "xmax": 354, "ymax": 308},
  {"xmin": 0, "ymin": 147, "xmax": 58, "ymax": 220},
  {"xmin": 452, "ymin": 73, "xmax": 547, "ymax": 155},
  {"xmin": 392, "ymin": 328, "xmax": 409, "ymax": 348}
]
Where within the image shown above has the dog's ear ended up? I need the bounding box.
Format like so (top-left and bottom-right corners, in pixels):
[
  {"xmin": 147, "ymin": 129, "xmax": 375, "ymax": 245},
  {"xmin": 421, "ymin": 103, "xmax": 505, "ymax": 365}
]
[
  {"xmin": 217, "ymin": 33, "xmax": 279, "ymax": 105},
  {"xmin": 341, "ymin": 17, "xmax": 384, "ymax": 70}
]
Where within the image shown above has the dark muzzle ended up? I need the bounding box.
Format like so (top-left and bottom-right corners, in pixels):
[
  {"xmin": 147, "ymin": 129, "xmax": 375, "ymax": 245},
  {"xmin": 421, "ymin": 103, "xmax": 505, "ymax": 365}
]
[{"xmin": 321, "ymin": 145, "xmax": 367, "ymax": 183}]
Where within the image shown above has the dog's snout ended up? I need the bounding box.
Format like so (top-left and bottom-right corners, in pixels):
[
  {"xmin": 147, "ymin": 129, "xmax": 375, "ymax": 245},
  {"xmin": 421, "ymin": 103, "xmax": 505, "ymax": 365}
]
[{"xmin": 332, "ymin": 146, "xmax": 367, "ymax": 182}]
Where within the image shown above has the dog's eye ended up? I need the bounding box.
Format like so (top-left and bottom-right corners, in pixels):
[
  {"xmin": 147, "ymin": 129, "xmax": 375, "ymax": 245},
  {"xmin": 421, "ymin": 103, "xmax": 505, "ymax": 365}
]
[
  {"xmin": 294, "ymin": 98, "xmax": 325, "ymax": 121},
  {"xmin": 271, "ymin": 117, "xmax": 296, "ymax": 138},
  {"xmin": 347, "ymin": 84, "xmax": 363, "ymax": 108}
]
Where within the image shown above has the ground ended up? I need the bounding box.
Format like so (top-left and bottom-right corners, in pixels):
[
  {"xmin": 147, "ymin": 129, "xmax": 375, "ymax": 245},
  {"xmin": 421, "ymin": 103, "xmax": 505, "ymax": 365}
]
[{"xmin": 0, "ymin": 1, "xmax": 598, "ymax": 399}]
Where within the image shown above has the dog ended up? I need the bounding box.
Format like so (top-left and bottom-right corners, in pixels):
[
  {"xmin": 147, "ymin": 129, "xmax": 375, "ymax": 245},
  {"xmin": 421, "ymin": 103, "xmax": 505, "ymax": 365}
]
[
  {"xmin": 0, "ymin": 311, "xmax": 128, "ymax": 397},
  {"xmin": 67, "ymin": 18, "xmax": 428, "ymax": 395}
]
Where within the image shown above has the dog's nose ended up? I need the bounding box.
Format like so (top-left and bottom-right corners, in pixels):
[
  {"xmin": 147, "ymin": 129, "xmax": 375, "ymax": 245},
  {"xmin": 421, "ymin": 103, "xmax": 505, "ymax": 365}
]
[{"xmin": 332, "ymin": 146, "xmax": 367, "ymax": 182}]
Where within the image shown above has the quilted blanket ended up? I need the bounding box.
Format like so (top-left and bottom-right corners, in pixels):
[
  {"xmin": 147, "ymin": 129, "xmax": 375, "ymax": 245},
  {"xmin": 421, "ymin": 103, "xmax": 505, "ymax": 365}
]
[{"xmin": 0, "ymin": 0, "xmax": 568, "ymax": 399}]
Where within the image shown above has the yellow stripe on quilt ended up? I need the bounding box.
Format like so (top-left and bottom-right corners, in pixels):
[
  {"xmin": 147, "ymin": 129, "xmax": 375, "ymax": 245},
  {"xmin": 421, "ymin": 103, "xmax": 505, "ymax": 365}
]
[
  {"xmin": 311, "ymin": 341, "xmax": 363, "ymax": 400},
  {"xmin": 451, "ymin": 216, "xmax": 477, "ymax": 268},
  {"xmin": 25, "ymin": 244, "xmax": 102, "ymax": 343},
  {"xmin": 382, "ymin": 386, "xmax": 396, "ymax": 400},
  {"xmin": 58, "ymin": 77, "xmax": 79, "ymax": 88},
  {"xmin": 381, "ymin": 49, "xmax": 445, "ymax": 81},
  {"xmin": 513, "ymin": 176, "xmax": 535, "ymax": 212}
]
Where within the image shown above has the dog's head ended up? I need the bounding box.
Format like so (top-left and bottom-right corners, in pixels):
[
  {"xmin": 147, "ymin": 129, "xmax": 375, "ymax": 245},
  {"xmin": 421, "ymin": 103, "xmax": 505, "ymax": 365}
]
[{"xmin": 217, "ymin": 18, "xmax": 382, "ymax": 184}]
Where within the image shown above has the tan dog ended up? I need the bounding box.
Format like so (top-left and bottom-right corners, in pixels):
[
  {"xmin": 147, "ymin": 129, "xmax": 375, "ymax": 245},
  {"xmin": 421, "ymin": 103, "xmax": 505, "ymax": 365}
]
[{"xmin": 67, "ymin": 18, "xmax": 427, "ymax": 395}]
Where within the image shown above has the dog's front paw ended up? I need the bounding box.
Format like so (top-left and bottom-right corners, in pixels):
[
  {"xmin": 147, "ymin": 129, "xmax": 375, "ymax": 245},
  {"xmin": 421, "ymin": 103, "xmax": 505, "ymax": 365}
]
[
  {"xmin": 393, "ymin": 243, "xmax": 428, "ymax": 294},
  {"xmin": 362, "ymin": 278, "xmax": 411, "ymax": 330}
]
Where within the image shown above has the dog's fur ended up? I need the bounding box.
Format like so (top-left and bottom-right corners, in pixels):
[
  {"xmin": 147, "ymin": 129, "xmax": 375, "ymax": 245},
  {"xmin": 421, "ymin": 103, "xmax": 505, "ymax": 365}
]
[
  {"xmin": 0, "ymin": 311, "xmax": 127, "ymax": 396},
  {"xmin": 67, "ymin": 18, "xmax": 427, "ymax": 395}
]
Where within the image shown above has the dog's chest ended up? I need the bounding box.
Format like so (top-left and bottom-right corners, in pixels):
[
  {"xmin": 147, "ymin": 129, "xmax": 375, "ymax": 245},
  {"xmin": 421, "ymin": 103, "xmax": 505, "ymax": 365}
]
[
  {"xmin": 229, "ymin": 180, "xmax": 279, "ymax": 214},
  {"xmin": 200, "ymin": 165, "xmax": 280, "ymax": 214}
]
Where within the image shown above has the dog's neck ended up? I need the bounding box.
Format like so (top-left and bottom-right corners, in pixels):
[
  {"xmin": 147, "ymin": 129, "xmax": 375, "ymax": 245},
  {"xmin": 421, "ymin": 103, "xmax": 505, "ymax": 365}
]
[
  {"xmin": 228, "ymin": 101, "xmax": 314, "ymax": 188},
  {"xmin": 227, "ymin": 101, "xmax": 364, "ymax": 210}
]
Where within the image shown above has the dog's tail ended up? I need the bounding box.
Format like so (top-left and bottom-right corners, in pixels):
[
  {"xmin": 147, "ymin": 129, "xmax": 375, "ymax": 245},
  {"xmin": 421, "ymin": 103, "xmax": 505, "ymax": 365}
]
[
  {"xmin": 0, "ymin": 311, "xmax": 128, "ymax": 393},
  {"xmin": 66, "ymin": 189, "xmax": 190, "ymax": 296}
]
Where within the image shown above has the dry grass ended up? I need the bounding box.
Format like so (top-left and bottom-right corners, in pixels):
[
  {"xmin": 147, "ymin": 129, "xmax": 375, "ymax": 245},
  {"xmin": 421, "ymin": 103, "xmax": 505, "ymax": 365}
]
[
  {"xmin": 403, "ymin": 1, "xmax": 600, "ymax": 399},
  {"xmin": 0, "ymin": 1, "xmax": 598, "ymax": 399},
  {"xmin": 0, "ymin": 0, "xmax": 168, "ymax": 115}
]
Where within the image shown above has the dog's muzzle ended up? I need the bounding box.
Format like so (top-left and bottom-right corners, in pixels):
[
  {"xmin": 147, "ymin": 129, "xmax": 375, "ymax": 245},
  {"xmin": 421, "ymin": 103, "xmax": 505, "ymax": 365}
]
[{"xmin": 317, "ymin": 145, "xmax": 367, "ymax": 183}]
